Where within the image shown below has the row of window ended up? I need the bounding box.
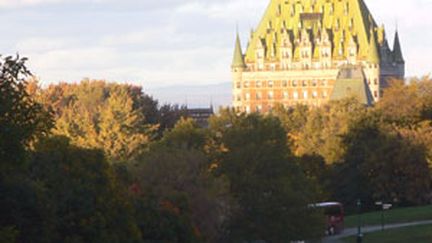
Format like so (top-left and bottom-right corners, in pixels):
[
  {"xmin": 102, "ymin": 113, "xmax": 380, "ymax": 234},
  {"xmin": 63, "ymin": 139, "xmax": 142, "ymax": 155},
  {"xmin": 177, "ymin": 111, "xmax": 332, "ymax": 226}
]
[
  {"xmin": 236, "ymin": 90, "xmax": 329, "ymax": 101},
  {"xmin": 236, "ymin": 79, "xmax": 329, "ymax": 89}
]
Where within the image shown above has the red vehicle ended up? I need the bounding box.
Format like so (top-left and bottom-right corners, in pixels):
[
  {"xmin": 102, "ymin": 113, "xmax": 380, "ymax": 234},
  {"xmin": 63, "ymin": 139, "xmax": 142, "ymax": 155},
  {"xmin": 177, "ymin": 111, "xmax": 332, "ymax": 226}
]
[{"xmin": 310, "ymin": 202, "xmax": 344, "ymax": 235}]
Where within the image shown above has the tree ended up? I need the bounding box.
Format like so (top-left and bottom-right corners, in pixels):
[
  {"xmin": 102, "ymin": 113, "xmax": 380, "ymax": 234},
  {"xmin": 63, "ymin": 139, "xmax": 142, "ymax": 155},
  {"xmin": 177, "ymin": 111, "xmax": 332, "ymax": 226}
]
[
  {"xmin": 332, "ymin": 116, "xmax": 431, "ymax": 208},
  {"xmin": 376, "ymin": 77, "xmax": 432, "ymax": 127},
  {"xmin": 297, "ymin": 98, "xmax": 367, "ymax": 164},
  {"xmin": 130, "ymin": 119, "xmax": 229, "ymax": 242},
  {"xmin": 98, "ymin": 87, "xmax": 156, "ymax": 163},
  {"xmin": 40, "ymin": 81, "xmax": 158, "ymax": 163},
  {"xmin": 210, "ymin": 112, "xmax": 323, "ymax": 242},
  {"xmin": 160, "ymin": 118, "xmax": 206, "ymax": 150},
  {"xmin": 0, "ymin": 55, "xmax": 52, "ymax": 169},
  {"xmin": 29, "ymin": 136, "xmax": 142, "ymax": 243}
]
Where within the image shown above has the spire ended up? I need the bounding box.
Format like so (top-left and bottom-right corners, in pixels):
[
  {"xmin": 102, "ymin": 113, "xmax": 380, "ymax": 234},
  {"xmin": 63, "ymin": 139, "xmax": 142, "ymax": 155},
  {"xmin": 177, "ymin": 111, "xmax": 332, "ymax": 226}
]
[
  {"xmin": 368, "ymin": 29, "xmax": 380, "ymax": 64},
  {"xmin": 232, "ymin": 32, "xmax": 246, "ymax": 68},
  {"xmin": 393, "ymin": 31, "xmax": 404, "ymax": 63}
]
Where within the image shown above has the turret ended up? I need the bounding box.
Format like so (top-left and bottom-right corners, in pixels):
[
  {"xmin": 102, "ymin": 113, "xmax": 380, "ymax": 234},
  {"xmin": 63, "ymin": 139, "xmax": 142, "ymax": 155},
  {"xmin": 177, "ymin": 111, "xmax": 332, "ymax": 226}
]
[
  {"xmin": 232, "ymin": 32, "xmax": 246, "ymax": 71},
  {"xmin": 392, "ymin": 30, "xmax": 405, "ymax": 78},
  {"xmin": 232, "ymin": 32, "xmax": 246, "ymax": 112},
  {"xmin": 393, "ymin": 31, "xmax": 404, "ymax": 63}
]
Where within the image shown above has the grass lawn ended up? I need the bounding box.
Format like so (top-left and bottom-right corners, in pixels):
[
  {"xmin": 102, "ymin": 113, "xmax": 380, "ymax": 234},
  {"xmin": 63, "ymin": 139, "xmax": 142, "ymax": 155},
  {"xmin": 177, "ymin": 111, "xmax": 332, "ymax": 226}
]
[
  {"xmin": 344, "ymin": 205, "xmax": 432, "ymax": 228},
  {"xmin": 341, "ymin": 224, "xmax": 432, "ymax": 243}
]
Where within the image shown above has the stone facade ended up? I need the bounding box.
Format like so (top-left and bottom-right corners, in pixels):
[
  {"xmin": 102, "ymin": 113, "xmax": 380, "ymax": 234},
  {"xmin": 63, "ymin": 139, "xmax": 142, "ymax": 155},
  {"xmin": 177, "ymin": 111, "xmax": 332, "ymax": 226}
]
[{"xmin": 232, "ymin": 0, "xmax": 405, "ymax": 113}]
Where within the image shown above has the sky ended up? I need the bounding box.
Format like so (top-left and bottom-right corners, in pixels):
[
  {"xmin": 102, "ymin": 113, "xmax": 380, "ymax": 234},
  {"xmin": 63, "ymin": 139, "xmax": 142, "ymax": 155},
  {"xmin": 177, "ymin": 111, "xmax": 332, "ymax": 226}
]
[{"xmin": 0, "ymin": 0, "xmax": 431, "ymax": 91}]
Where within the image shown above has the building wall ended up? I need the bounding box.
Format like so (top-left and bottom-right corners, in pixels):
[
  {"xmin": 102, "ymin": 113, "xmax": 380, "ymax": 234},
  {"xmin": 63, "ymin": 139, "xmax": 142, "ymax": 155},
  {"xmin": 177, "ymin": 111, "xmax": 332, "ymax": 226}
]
[{"xmin": 233, "ymin": 61, "xmax": 385, "ymax": 113}]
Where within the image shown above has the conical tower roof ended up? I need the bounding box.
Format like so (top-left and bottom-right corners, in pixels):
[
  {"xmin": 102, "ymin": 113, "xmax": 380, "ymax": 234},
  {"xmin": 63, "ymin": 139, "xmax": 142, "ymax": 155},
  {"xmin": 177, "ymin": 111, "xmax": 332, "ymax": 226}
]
[
  {"xmin": 393, "ymin": 31, "xmax": 404, "ymax": 63},
  {"xmin": 232, "ymin": 32, "xmax": 246, "ymax": 68}
]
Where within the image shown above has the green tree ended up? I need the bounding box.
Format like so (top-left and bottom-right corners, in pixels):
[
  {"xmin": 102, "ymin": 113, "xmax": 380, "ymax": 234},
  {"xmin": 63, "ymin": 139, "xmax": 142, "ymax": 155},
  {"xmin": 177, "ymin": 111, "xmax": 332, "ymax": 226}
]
[
  {"xmin": 332, "ymin": 116, "xmax": 431, "ymax": 208},
  {"xmin": 29, "ymin": 136, "xmax": 142, "ymax": 243},
  {"xmin": 0, "ymin": 55, "xmax": 52, "ymax": 169},
  {"xmin": 210, "ymin": 112, "xmax": 323, "ymax": 242},
  {"xmin": 131, "ymin": 119, "xmax": 229, "ymax": 242}
]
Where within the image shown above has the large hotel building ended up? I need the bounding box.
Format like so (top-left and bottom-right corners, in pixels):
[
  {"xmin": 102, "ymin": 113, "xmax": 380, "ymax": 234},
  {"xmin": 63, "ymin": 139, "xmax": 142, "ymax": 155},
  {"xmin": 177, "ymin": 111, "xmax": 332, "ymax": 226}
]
[{"xmin": 232, "ymin": 0, "xmax": 405, "ymax": 113}]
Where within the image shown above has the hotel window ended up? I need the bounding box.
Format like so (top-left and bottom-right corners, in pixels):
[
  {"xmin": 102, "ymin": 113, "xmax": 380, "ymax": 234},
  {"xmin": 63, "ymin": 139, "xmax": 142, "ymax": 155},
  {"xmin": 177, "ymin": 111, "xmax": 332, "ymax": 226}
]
[
  {"xmin": 283, "ymin": 91, "xmax": 289, "ymax": 99},
  {"xmin": 312, "ymin": 91, "xmax": 318, "ymax": 98},
  {"xmin": 322, "ymin": 80, "xmax": 328, "ymax": 86},
  {"xmin": 282, "ymin": 80, "xmax": 288, "ymax": 87},
  {"xmin": 244, "ymin": 81, "xmax": 249, "ymax": 88},
  {"xmin": 245, "ymin": 93, "xmax": 251, "ymax": 100},
  {"xmin": 293, "ymin": 80, "xmax": 298, "ymax": 87},
  {"xmin": 374, "ymin": 91, "xmax": 378, "ymax": 98},
  {"xmin": 246, "ymin": 106, "xmax": 251, "ymax": 113},
  {"xmin": 268, "ymin": 91, "xmax": 274, "ymax": 100},
  {"xmin": 236, "ymin": 82, "xmax": 241, "ymax": 89},
  {"xmin": 302, "ymin": 80, "xmax": 308, "ymax": 87},
  {"xmin": 236, "ymin": 95, "xmax": 241, "ymax": 101},
  {"xmin": 322, "ymin": 91, "xmax": 328, "ymax": 98},
  {"xmin": 312, "ymin": 80, "xmax": 318, "ymax": 86},
  {"xmin": 303, "ymin": 91, "xmax": 308, "ymax": 99},
  {"xmin": 256, "ymin": 81, "xmax": 262, "ymax": 88},
  {"xmin": 268, "ymin": 80, "xmax": 274, "ymax": 88},
  {"xmin": 256, "ymin": 92, "xmax": 262, "ymax": 100},
  {"xmin": 374, "ymin": 79, "xmax": 378, "ymax": 85},
  {"xmin": 293, "ymin": 91, "xmax": 299, "ymax": 100},
  {"xmin": 256, "ymin": 105, "xmax": 262, "ymax": 112}
]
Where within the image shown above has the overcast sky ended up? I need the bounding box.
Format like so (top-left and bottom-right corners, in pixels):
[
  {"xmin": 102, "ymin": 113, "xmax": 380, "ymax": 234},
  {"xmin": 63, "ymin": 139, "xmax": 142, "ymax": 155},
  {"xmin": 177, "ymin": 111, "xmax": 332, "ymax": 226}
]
[{"xmin": 0, "ymin": 0, "xmax": 431, "ymax": 90}]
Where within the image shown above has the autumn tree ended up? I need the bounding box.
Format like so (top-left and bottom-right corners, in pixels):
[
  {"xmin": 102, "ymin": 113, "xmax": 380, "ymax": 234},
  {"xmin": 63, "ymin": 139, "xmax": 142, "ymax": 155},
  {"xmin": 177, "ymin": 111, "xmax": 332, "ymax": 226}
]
[
  {"xmin": 131, "ymin": 119, "xmax": 228, "ymax": 242},
  {"xmin": 332, "ymin": 116, "xmax": 431, "ymax": 208}
]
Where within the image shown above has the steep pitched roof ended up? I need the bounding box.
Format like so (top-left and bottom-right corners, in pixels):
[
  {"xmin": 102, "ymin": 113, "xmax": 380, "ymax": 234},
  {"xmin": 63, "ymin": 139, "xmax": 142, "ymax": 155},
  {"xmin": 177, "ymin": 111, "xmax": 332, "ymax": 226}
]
[
  {"xmin": 232, "ymin": 32, "xmax": 246, "ymax": 68},
  {"xmin": 331, "ymin": 65, "xmax": 374, "ymax": 105},
  {"xmin": 368, "ymin": 29, "xmax": 380, "ymax": 64},
  {"xmin": 244, "ymin": 0, "xmax": 381, "ymax": 63},
  {"xmin": 393, "ymin": 31, "xmax": 404, "ymax": 63}
]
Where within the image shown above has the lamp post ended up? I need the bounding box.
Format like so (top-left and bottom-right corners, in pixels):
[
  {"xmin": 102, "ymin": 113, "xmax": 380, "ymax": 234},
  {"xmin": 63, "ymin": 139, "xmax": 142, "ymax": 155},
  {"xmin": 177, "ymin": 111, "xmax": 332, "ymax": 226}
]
[{"xmin": 357, "ymin": 199, "xmax": 363, "ymax": 243}]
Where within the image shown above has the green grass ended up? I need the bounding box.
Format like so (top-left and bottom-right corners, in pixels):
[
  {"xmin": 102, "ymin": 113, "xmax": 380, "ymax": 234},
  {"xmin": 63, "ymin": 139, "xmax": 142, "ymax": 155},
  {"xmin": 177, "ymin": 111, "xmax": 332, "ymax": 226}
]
[
  {"xmin": 344, "ymin": 205, "xmax": 432, "ymax": 228},
  {"xmin": 341, "ymin": 224, "xmax": 432, "ymax": 243}
]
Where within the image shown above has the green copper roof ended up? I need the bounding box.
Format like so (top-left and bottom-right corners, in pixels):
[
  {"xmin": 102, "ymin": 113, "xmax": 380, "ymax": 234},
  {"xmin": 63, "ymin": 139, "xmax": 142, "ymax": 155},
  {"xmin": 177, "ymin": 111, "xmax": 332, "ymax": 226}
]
[
  {"xmin": 232, "ymin": 32, "xmax": 246, "ymax": 68},
  {"xmin": 244, "ymin": 0, "xmax": 382, "ymax": 63},
  {"xmin": 368, "ymin": 29, "xmax": 380, "ymax": 64},
  {"xmin": 331, "ymin": 65, "xmax": 374, "ymax": 105},
  {"xmin": 393, "ymin": 31, "xmax": 404, "ymax": 63}
]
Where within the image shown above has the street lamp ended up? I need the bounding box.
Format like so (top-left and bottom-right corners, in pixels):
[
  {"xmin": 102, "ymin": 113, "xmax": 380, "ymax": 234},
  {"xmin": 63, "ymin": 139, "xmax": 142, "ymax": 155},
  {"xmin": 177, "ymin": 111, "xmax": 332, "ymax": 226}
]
[{"xmin": 357, "ymin": 199, "xmax": 363, "ymax": 243}]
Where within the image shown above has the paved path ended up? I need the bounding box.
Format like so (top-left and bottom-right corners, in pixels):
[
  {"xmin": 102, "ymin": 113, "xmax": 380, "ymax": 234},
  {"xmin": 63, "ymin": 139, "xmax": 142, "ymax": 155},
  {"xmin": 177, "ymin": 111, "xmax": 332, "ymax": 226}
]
[{"xmin": 322, "ymin": 220, "xmax": 432, "ymax": 242}]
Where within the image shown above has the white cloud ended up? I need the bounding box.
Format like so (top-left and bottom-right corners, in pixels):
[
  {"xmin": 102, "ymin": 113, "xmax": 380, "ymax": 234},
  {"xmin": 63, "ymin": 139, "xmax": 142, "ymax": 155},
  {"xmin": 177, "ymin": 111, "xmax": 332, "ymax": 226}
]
[
  {"xmin": 0, "ymin": 0, "xmax": 69, "ymax": 8},
  {"xmin": 2, "ymin": 0, "xmax": 431, "ymax": 89}
]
